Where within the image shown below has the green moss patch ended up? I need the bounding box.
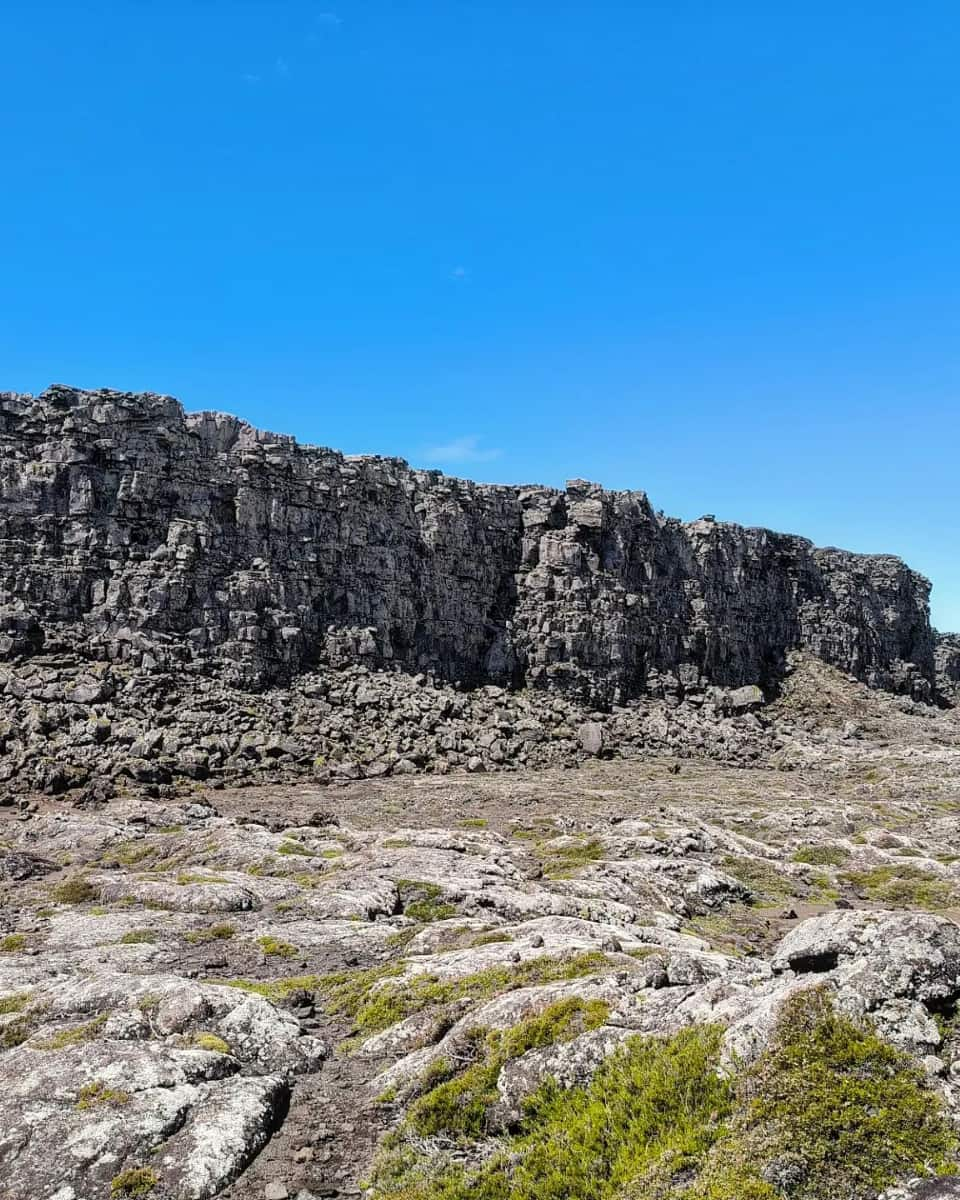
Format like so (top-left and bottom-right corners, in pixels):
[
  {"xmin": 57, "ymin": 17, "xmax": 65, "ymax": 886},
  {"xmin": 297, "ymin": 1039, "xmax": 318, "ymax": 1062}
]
[
  {"xmin": 51, "ymin": 875, "xmax": 97, "ymax": 904},
  {"xmin": 841, "ymin": 864, "xmax": 956, "ymax": 909},
  {"xmin": 77, "ymin": 1080, "xmax": 130, "ymax": 1109},
  {"xmin": 110, "ymin": 1167, "xmax": 158, "ymax": 1196},
  {"xmin": 370, "ymin": 989, "xmax": 956, "ymax": 1200},
  {"xmin": 791, "ymin": 845, "xmax": 848, "ymax": 867},
  {"xmin": 184, "ymin": 922, "xmax": 235, "ymax": 944},
  {"xmin": 406, "ymin": 998, "xmax": 610, "ymax": 1141},
  {"xmin": 258, "ymin": 934, "xmax": 298, "ymax": 958},
  {"xmin": 540, "ymin": 836, "xmax": 604, "ymax": 880},
  {"xmin": 0, "ymin": 933, "xmax": 26, "ymax": 952},
  {"xmin": 194, "ymin": 1031, "xmax": 232, "ymax": 1054},
  {"xmin": 278, "ymin": 840, "xmax": 315, "ymax": 857},
  {"xmin": 119, "ymin": 929, "xmax": 158, "ymax": 945},
  {"xmin": 692, "ymin": 988, "xmax": 956, "ymax": 1199},
  {"xmin": 33, "ymin": 1013, "xmax": 109, "ymax": 1051},
  {"xmin": 223, "ymin": 951, "xmax": 613, "ymax": 1039},
  {"xmin": 374, "ymin": 1021, "xmax": 728, "ymax": 1199},
  {"xmin": 469, "ymin": 932, "xmax": 513, "ymax": 947},
  {"xmin": 1, "ymin": 1017, "xmax": 33, "ymax": 1048},
  {"xmin": 398, "ymin": 880, "xmax": 457, "ymax": 923},
  {"xmin": 345, "ymin": 952, "xmax": 613, "ymax": 1037},
  {"xmin": 102, "ymin": 841, "xmax": 156, "ymax": 868},
  {"xmin": 686, "ymin": 907, "xmax": 771, "ymax": 957},
  {"xmin": 721, "ymin": 855, "xmax": 794, "ymax": 903},
  {"xmin": 0, "ymin": 992, "xmax": 31, "ymax": 1015}
]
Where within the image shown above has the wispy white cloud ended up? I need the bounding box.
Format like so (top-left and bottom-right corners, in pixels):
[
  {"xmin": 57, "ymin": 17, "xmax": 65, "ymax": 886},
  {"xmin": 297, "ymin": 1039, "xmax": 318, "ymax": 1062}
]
[{"xmin": 423, "ymin": 435, "xmax": 501, "ymax": 465}]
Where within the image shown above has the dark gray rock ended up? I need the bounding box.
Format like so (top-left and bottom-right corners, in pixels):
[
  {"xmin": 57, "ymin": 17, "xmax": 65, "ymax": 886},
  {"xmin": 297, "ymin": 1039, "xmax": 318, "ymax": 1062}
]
[
  {"xmin": 0, "ymin": 851, "xmax": 58, "ymax": 881},
  {"xmin": 0, "ymin": 385, "xmax": 944, "ymax": 705},
  {"xmin": 935, "ymin": 633, "xmax": 960, "ymax": 706}
]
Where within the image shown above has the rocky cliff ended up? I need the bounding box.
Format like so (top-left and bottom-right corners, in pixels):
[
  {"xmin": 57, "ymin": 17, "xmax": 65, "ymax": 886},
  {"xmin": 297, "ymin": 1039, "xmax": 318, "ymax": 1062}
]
[
  {"xmin": 0, "ymin": 384, "xmax": 945, "ymax": 703},
  {"xmin": 936, "ymin": 633, "xmax": 960, "ymax": 706}
]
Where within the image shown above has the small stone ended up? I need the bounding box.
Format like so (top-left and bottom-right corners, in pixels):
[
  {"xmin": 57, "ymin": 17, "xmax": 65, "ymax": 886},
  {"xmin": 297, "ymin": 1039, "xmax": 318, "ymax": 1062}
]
[{"xmin": 265, "ymin": 1183, "xmax": 289, "ymax": 1200}]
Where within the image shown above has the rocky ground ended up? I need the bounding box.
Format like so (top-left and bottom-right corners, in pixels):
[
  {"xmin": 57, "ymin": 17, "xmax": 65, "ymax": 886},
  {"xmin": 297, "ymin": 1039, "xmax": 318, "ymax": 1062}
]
[
  {"xmin": 3, "ymin": 646, "xmax": 955, "ymax": 805},
  {"xmin": 1, "ymin": 660, "xmax": 960, "ymax": 1200}
]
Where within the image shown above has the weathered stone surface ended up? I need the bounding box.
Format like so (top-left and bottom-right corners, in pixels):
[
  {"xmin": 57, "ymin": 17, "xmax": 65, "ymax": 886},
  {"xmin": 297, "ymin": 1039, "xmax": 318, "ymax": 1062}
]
[
  {"xmin": 0, "ymin": 851, "xmax": 57, "ymax": 881},
  {"xmin": 936, "ymin": 633, "xmax": 960, "ymax": 705},
  {"xmin": 0, "ymin": 385, "xmax": 945, "ymax": 706},
  {"xmin": 2, "ymin": 730, "xmax": 960, "ymax": 1199}
]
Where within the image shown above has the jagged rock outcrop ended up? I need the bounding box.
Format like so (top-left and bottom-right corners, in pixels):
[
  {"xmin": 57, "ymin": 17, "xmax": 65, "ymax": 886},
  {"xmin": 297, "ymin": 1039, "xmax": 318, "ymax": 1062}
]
[
  {"xmin": 0, "ymin": 384, "xmax": 944, "ymax": 703},
  {"xmin": 936, "ymin": 634, "xmax": 960, "ymax": 706}
]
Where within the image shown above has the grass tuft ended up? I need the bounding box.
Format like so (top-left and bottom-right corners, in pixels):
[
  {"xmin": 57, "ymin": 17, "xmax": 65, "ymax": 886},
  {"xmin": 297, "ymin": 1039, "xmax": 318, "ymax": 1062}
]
[
  {"xmin": 33, "ymin": 1013, "xmax": 109, "ymax": 1051},
  {"xmin": 791, "ymin": 845, "xmax": 848, "ymax": 867},
  {"xmin": 258, "ymin": 934, "xmax": 298, "ymax": 958},
  {"xmin": 51, "ymin": 876, "xmax": 97, "ymax": 904},
  {"xmin": 540, "ymin": 836, "xmax": 604, "ymax": 880},
  {"xmin": 221, "ymin": 951, "xmax": 613, "ymax": 1039},
  {"xmin": 110, "ymin": 1167, "xmax": 158, "ymax": 1196},
  {"xmin": 77, "ymin": 1080, "xmax": 130, "ymax": 1109},
  {"xmin": 0, "ymin": 992, "xmax": 31, "ymax": 1015},
  {"xmin": 371, "ymin": 988, "xmax": 956, "ymax": 1200},
  {"xmin": 194, "ymin": 1031, "xmax": 232, "ymax": 1054},
  {"xmin": 278, "ymin": 840, "xmax": 315, "ymax": 857},
  {"xmin": 398, "ymin": 880, "xmax": 457, "ymax": 923},
  {"xmin": 841, "ymin": 864, "xmax": 956, "ymax": 909},
  {"xmin": 185, "ymin": 922, "xmax": 235, "ymax": 944}
]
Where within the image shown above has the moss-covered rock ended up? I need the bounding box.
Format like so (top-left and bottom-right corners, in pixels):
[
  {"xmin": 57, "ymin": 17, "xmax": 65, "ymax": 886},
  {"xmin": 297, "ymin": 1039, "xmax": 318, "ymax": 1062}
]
[{"xmin": 369, "ymin": 989, "xmax": 957, "ymax": 1200}]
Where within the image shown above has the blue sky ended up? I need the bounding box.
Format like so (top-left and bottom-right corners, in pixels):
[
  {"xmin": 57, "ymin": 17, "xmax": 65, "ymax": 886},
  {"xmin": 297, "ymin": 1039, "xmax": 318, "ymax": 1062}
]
[{"xmin": 2, "ymin": 3, "xmax": 958, "ymax": 631}]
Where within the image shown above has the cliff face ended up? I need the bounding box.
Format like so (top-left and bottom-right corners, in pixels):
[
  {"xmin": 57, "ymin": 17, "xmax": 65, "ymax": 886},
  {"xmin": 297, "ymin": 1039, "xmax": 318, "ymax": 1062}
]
[
  {"xmin": 937, "ymin": 635, "xmax": 960, "ymax": 706},
  {"xmin": 0, "ymin": 385, "xmax": 942, "ymax": 703}
]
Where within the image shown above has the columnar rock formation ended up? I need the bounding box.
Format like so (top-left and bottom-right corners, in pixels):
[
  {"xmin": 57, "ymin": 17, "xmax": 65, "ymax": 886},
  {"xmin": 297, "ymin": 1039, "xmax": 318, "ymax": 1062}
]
[
  {"xmin": 936, "ymin": 634, "xmax": 960, "ymax": 706},
  {"xmin": 0, "ymin": 385, "xmax": 947, "ymax": 703}
]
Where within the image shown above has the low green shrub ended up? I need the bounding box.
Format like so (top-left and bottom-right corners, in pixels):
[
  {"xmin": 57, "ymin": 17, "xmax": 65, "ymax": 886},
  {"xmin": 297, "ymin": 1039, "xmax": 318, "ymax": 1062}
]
[
  {"xmin": 371, "ymin": 989, "xmax": 957, "ymax": 1200},
  {"xmin": 791, "ymin": 845, "xmax": 848, "ymax": 867},
  {"xmin": 51, "ymin": 876, "xmax": 96, "ymax": 904}
]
